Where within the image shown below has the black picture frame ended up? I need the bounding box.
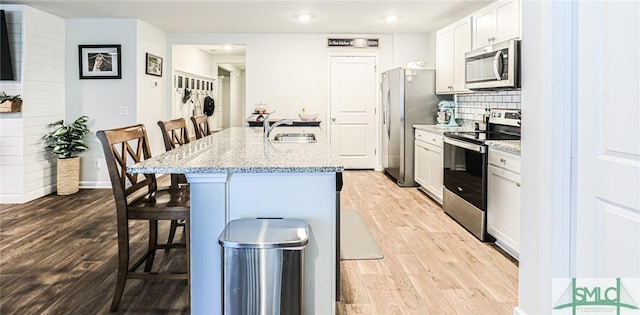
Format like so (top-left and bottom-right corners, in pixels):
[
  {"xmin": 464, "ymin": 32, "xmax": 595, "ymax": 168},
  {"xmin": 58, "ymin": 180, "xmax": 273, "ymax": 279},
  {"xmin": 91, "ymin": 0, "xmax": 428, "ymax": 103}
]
[
  {"xmin": 78, "ymin": 44, "xmax": 121, "ymax": 79},
  {"xmin": 145, "ymin": 52, "xmax": 163, "ymax": 77}
]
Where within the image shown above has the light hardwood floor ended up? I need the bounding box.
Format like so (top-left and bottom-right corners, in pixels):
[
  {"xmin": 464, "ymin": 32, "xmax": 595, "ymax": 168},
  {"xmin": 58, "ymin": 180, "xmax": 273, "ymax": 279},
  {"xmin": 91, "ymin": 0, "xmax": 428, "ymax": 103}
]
[
  {"xmin": 0, "ymin": 170, "xmax": 517, "ymax": 314},
  {"xmin": 336, "ymin": 171, "xmax": 518, "ymax": 314}
]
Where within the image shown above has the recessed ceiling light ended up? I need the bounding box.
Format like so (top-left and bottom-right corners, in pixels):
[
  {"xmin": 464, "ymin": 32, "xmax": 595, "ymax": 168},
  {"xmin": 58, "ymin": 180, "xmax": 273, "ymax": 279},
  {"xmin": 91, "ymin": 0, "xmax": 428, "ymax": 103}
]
[
  {"xmin": 385, "ymin": 15, "xmax": 399, "ymax": 23},
  {"xmin": 295, "ymin": 13, "xmax": 314, "ymax": 22}
]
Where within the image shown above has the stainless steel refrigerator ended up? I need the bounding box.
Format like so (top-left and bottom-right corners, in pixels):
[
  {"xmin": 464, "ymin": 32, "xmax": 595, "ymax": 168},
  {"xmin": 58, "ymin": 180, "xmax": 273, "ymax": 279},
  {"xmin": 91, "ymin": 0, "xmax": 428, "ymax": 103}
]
[{"xmin": 381, "ymin": 68, "xmax": 449, "ymax": 187}]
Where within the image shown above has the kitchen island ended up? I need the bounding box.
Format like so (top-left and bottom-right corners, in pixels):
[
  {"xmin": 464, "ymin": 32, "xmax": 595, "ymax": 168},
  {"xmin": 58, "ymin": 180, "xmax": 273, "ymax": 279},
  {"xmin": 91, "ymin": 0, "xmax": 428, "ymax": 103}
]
[{"xmin": 128, "ymin": 126, "xmax": 343, "ymax": 314}]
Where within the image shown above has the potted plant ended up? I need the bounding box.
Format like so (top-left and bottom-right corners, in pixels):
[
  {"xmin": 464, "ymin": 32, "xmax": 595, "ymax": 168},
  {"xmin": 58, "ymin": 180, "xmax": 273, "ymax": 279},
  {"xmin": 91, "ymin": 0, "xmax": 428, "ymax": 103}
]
[
  {"xmin": 43, "ymin": 116, "xmax": 90, "ymax": 195},
  {"xmin": 0, "ymin": 92, "xmax": 22, "ymax": 112}
]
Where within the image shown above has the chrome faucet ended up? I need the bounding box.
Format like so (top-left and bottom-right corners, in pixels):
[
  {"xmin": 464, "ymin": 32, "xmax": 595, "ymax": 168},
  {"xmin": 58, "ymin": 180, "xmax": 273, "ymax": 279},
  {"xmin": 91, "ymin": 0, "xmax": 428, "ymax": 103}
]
[{"xmin": 263, "ymin": 111, "xmax": 293, "ymax": 139}]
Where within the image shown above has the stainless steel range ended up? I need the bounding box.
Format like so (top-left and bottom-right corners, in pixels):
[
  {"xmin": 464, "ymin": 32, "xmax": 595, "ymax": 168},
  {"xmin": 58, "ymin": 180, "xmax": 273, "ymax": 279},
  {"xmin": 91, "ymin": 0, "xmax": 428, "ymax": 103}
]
[{"xmin": 442, "ymin": 109, "xmax": 521, "ymax": 241}]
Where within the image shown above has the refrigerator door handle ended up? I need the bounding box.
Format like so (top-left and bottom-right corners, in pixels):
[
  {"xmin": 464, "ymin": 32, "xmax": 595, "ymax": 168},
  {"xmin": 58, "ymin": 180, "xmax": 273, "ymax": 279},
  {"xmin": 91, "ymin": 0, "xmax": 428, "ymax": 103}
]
[{"xmin": 385, "ymin": 89, "xmax": 391, "ymax": 138}]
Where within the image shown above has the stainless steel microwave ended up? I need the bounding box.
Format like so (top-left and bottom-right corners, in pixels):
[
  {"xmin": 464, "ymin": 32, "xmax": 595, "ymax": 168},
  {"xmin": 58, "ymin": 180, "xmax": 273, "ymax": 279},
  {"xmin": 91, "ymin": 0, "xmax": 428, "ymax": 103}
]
[{"xmin": 465, "ymin": 39, "xmax": 520, "ymax": 90}]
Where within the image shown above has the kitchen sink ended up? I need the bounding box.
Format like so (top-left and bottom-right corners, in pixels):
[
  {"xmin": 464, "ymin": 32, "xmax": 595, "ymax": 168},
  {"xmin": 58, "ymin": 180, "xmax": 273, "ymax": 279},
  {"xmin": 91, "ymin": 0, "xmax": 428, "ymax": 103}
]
[{"xmin": 273, "ymin": 133, "xmax": 317, "ymax": 143}]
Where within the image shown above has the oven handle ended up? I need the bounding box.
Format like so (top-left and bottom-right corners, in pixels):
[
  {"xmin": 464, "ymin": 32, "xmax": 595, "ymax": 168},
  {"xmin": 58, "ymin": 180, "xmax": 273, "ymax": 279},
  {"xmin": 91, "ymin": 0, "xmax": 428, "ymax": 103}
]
[{"xmin": 444, "ymin": 137, "xmax": 487, "ymax": 153}]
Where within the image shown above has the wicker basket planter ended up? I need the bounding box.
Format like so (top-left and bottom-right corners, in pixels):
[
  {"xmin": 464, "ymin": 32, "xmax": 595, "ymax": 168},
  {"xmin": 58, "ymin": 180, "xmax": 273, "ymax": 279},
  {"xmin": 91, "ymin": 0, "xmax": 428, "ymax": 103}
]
[{"xmin": 57, "ymin": 157, "xmax": 80, "ymax": 195}]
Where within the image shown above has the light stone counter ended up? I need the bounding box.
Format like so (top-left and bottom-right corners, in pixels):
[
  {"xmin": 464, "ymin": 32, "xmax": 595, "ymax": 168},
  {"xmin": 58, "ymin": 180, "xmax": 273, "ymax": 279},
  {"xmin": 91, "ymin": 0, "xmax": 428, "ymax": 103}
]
[
  {"xmin": 413, "ymin": 124, "xmax": 475, "ymax": 135},
  {"xmin": 128, "ymin": 126, "xmax": 341, "ymax": 314},
  {"xmin": 128, "ymin": 126, "xmax": 343, "ymax": 174},
  {"xmin": 486, "ymin": 140, "xmax": 521, "ymax": 155}
]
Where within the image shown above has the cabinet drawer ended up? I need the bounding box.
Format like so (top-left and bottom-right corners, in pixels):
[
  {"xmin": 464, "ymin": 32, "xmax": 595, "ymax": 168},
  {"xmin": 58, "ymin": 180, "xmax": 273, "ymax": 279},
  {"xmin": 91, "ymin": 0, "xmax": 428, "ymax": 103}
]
[
  {"xmin": 488, "ymin": 148, "xmax": 520, "ymax": 173},
  {"xmin": 415, "ymin": 129, "xmax": 443, "ymax": 148}
]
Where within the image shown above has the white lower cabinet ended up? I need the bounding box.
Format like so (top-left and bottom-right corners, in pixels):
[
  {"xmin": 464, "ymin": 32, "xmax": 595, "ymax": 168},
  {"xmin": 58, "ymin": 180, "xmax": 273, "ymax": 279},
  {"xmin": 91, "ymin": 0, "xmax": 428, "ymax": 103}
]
[
  {"xmin": 414, "ymin": 129, "xmax": 443, "ymax": 204},
  {"xmin": 487, "ymin": 148, "xmax": 521, "ymax": 260}
]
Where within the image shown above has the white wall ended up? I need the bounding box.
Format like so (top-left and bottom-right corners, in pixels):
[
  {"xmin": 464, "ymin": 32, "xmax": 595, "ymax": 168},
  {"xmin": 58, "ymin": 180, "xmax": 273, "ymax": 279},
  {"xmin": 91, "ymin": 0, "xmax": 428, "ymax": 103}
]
[
  {"xmin": 0, "ymin": 5, "xmax": 24, "ymax": 203},
  {"xmin": 66, "ymin": 19, "xmax": 138, "ymax": 188},
  {"xmin": 167, "ymin": 33, "xmax": 430, "ymax": 131},
  {"xmin": 0, "ymin": 5, "xmax": 65, "ymax": 203},
  {"xmin": 392, "ymin": 33, "xmax": 436, "ymax": 69},
  {"xmin": 516, "ymin": 1, "xmax": 574, "ymax": 314},
  {"xmin": 136, "ymin": 20, "xmax": 167, "ymax": 157},
  {"xmin": 171, "ymin": 45, "xmax": 216, "ymax": 133}
]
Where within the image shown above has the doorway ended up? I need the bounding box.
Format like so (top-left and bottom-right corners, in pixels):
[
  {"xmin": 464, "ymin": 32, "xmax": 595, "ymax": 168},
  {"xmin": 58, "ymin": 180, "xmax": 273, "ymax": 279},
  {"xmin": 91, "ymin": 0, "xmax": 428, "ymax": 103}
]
[
  {"xmin": 328, "ymin": 55, "xmax": 378, "ymax": 169},
  {"xmin": 170, "ymin": 44, "xmax": 246, "ymax": 132},
  {"xmin": 217, "ymin": 67, "xmax": 230, "ymax": 129}
]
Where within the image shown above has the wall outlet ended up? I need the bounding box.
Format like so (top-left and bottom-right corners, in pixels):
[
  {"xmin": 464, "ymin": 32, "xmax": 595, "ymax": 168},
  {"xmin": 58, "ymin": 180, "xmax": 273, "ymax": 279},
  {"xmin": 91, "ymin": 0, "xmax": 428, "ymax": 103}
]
[
  {"xmin": 93, "ymin": 159, "xmax": 100, "ymax": 169},
  {"xmin": 119, "ymin": 106, "xmax": 128, "ymax": 116}
]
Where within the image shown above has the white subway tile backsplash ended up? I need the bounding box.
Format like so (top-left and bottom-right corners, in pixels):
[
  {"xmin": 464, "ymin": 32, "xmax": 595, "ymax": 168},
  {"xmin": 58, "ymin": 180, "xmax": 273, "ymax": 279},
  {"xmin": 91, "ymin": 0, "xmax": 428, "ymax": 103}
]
[{"xmin": 452, "ymin": 90, "xmax": 521, "ymax": 122}]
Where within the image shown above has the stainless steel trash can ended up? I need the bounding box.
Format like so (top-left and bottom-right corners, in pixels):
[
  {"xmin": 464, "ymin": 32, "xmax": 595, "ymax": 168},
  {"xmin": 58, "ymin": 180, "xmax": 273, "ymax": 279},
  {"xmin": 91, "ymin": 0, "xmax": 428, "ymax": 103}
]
[{"xmin": 218, "ymin": 218, "xmax": 309, "ymax": 315}]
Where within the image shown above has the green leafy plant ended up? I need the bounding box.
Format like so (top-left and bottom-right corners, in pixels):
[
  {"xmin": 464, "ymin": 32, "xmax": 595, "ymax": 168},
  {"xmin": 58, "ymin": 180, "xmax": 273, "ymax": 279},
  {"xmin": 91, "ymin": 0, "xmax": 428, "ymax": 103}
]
[
  {"xmin": 43, "ymin": 116, "xmax": 91, "ymax": 159},
  {"xmin": 0, "ymin": 92, "xmax": 21, "ymax": 103}
]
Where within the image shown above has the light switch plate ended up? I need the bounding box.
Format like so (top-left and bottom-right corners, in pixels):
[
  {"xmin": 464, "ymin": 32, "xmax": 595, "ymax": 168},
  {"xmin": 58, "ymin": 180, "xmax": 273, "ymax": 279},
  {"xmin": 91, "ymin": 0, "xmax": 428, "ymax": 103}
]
[{"xmin": 119, "ymin": 106, "xmax": 128, "ymax": 115}]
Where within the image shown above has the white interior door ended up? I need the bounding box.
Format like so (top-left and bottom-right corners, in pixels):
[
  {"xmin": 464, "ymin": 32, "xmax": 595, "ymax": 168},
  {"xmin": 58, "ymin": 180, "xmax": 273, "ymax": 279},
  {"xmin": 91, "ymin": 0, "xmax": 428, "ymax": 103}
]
[
  {"xmin": 329, "ymin": 55, "xmax": 377, "ymax": 169},
  {"xmin": 574, "ymin": 1, "xmax": 640, "ymax": 279}
]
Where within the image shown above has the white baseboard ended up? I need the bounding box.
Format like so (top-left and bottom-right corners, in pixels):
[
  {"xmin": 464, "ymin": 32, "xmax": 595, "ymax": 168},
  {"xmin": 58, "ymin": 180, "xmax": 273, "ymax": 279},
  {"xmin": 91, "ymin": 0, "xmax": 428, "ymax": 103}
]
[
  {"xmin": 0, "ymin": 194, "xmax": 25, "ymax": 204},
  {"xmin": 0, "ymin": 185, "xmax": 55, "ymax": 204},
  {"xmin": 79, "ymin": 181, "xmax": 111, "ymax": 189},
  {"xmin": 513, "ymin": 306, "xmax": 527, "ymax": 315}
]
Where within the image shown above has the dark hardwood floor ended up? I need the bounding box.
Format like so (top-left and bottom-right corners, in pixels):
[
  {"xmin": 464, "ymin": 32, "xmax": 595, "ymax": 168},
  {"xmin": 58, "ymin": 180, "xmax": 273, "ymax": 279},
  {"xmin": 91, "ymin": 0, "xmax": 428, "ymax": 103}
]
[
  {"xmin": 0, "ymin": 188, "xmax": 189, "ymax": 314},
  {"xmin": 0, "ymin": 171, "xmax": 517, "ymax": 314}
]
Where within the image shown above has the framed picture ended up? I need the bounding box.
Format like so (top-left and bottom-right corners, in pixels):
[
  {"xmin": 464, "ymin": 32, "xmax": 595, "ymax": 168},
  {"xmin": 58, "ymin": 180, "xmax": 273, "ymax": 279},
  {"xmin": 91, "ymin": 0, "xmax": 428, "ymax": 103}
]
[
  {"xmin": 78, "ymin": 45, "xmax": 121, "ymax": 79},
  {"xmin": 145, "ymin": 53, "xmax": 163, "ymax": 77}
]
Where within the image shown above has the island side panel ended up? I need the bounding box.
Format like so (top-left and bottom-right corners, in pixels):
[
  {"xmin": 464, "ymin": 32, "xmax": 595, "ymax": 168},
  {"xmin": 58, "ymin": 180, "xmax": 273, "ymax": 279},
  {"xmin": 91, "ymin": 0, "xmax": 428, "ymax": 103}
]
[
  {"xmin": 228, "ymin": 172, "xmax": 336, "ymax": 315},
  {"xmin": 185, "ymin": 173, "xmax": 229, "ymax": 314}
]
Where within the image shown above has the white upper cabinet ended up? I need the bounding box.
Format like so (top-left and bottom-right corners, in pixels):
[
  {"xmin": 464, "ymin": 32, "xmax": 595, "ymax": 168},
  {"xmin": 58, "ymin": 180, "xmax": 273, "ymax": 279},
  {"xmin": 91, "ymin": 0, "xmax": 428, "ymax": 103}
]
[
  {"xmin": 436, "ymin": 17, "xmax": 472, "ymax": 94},
  {"xmin": 472, "ymin": 0, "xmax": 521, "ymax": 49}
]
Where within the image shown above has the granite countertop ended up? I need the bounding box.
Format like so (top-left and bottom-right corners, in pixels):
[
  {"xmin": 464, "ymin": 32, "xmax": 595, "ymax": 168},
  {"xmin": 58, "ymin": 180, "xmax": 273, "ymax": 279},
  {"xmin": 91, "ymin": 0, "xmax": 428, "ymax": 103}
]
[
  {"xmin": 486, "ymin": 140, "xmax": 521, "ymax": 155},
  {"xmin": 128, "ymin": 127, "xmax": 343, "ymax": 174},
  {"xmin": 413, "ymin": 124, "xmax": 475, "ymax": 135}
]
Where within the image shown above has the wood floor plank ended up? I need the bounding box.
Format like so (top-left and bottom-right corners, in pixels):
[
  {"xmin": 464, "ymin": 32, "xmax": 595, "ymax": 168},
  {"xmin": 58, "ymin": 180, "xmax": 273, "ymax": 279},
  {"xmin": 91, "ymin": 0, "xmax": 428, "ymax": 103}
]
[
  {"xmin": 336, "ymin": 170, "xmax": 518, "ymax": 314},
  {"xmin": 1, "ymin": 170, "xmax": 518, "ymax": 314}
]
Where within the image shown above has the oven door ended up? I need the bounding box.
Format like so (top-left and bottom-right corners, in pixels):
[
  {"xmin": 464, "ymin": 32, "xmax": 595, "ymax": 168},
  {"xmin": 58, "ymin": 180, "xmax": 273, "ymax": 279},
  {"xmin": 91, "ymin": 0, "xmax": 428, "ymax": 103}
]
[{"xmin": 443, "ymin": 137, "xmax": 488, "ymax": 211}]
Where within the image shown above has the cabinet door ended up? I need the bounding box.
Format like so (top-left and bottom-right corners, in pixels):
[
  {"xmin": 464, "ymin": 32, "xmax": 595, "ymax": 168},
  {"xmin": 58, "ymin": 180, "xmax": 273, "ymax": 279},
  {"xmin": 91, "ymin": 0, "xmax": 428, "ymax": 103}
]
[
  {"xmin": 473, "ymin": 0, "xmax": 521, "ymax": 49},
  {"xmin": 495, "ymin": 0, "xmax": 520, "ymax": 42},
  {"xmin": 426, "ymin": 144, "xmax": 444, "ymax": 202},
  {"xmin": 487, "ymin": 164, "xmax": 521, "ymax": 257},
  {"xmin": 452, "ymin": 18, "xmax": 472, "ymax": 92},
  {"xmin": 473, "ymin": 7, "xmax": 496, "ymax": 48},
  {"xmin": 436, "ymin": 27, "xmax": 454, "ymax": 93},
  {"xmin": 414, "ymin": 141, "xmax": 429, "ymax": 187}
]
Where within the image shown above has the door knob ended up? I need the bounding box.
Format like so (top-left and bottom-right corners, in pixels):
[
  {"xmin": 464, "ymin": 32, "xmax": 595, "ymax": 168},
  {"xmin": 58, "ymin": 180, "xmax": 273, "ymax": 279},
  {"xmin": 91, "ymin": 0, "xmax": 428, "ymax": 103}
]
[{"xmin": 332, "ymin": 117, "xmax": 336, "ymax": 122}]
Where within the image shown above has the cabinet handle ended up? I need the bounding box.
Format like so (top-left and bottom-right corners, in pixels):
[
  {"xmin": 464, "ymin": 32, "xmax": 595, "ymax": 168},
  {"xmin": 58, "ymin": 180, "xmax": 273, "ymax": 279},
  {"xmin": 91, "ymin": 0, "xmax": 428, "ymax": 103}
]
[
  {"xmin": 516, "ymin": 183, "xmax": 521, "ymax": 187},
  {"xmin": 500, "ymin": 158, "xmax": 506, "ymax": 163}
]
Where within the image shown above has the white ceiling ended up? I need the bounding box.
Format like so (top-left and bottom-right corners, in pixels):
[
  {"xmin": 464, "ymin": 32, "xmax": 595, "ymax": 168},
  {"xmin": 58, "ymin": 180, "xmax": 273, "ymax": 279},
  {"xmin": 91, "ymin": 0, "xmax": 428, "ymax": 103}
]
[{"xmin": 3, "ymin": 0, "xmax": 493, "ymax": 34}]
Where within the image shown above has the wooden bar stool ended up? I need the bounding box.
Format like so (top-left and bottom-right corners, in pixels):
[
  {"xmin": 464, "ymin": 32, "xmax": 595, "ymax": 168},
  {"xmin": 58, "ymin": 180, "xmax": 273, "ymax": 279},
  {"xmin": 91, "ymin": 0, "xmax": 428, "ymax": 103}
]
[
  {"xmin": 97, "ymin": 124, "xmax": 190, "ymax": 312},
  {"xmin": 157, "ymin": 118, "xmax": 190, "ymax": 245},
  {"xmin": 190, "ymin": 115, "xmax": 211, "ymax": 139}
]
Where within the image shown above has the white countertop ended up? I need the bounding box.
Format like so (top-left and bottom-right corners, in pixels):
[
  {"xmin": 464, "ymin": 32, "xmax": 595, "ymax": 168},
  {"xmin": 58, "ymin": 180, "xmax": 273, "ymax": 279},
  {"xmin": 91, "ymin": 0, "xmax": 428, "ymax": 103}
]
[
  {"xmin": 413, "ymin": 124, "xmax": 475, "ymax": 134},
  {"xmin": 414, "ymin": 124, "xmax": 521, "ymax": 154},
  {"xmin": 487, "ymin": 140, "xmax": 521, "ymax": 155},
  {"xmin": 128, "ymin": 127, "xmax": 343, "ymax": 174}
]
